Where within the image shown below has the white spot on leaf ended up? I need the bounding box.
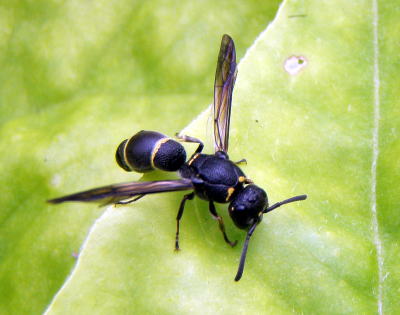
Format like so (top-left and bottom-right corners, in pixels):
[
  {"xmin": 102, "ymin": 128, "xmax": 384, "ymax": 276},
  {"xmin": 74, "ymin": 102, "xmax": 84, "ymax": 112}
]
[
  {"xmin": 284, "ymin": 55, "xmax": 308, "ymax": 75},
  {"xmin": 51, "ymin": 174, "xmax": 61, "ymax": 187}
]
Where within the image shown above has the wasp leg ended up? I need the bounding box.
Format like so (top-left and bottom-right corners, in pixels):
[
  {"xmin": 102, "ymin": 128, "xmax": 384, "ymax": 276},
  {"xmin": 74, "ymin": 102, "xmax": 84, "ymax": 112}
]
[
  {"xmin": 234, "ymin": 158, "xmax": 247, "ymax": 165},
  {"xmin": 175, "ymin": 192, "xmax": 195, "ymax": 251},
  {"xmin": 209, "ymin": 201, "xmax": 237, "ymax": 247},
  {"xmin": 239, "ymin": 176, "xmax": 253, "ymax": 185},
  {"xmin": 175, "ymin": 133, "xmax": 204, "ymax": 155},
  {"xmin": 114, "ymin": 194, "xmax": 145, "ymax": 205}
]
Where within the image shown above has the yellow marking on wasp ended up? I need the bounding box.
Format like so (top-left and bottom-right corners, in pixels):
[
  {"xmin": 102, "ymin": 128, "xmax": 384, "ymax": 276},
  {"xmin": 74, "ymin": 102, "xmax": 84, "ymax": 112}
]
[
  {"xmin": 188, "ymin": 153, "xmax": 200, "ymax": 166},
  {"xmin": 151, "ymin": 137, "xmax": 171, "ymax": 169},
  {"xmin": 123, "ymin": 138, "xmax": 134, "ymax": 171},
  {"xmin": 239, "ymin": 176, "xmax": 253, "ymax": 184},
  {"xmin": 226, "ymin": 187, "xmax": 235, "ymax": 202}
]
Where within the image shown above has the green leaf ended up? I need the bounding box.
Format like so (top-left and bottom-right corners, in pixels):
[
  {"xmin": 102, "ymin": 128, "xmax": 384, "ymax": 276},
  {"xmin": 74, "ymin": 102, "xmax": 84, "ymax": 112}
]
[
  {"xmin": 2, "ymin": 0, "xmax": 399, "ymax": 314},
  {"xmin": 0, "ymin": 1, "xmax": 281, "ymax": 314}
]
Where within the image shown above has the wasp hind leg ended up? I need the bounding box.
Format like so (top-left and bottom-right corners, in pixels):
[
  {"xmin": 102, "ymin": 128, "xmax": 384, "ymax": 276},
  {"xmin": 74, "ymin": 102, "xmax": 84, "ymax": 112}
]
[
  {"xmin": 114, "ymin": 194, "xmax": 145, "ymax": 206},
  {"xmin": 175, "ymin": 133, "xmax": 204, "ymax": 155},
  {"xmin": 175, "ymin": 192, "xmax": 195, "ymax": 251}
]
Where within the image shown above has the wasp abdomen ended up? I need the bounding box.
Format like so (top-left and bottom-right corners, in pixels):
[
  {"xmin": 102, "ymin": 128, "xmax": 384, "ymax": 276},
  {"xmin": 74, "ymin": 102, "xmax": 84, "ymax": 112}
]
[{"xmin": 116, "ymin": 130, "xmax": 186, "ymax": 173}]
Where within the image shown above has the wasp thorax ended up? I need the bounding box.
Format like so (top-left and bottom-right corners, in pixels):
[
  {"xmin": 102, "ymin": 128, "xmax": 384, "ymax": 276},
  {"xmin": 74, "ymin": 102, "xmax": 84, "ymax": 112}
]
[{"xmin": 228, "ymin": 185, "xmax": 268, "ymax": 229}]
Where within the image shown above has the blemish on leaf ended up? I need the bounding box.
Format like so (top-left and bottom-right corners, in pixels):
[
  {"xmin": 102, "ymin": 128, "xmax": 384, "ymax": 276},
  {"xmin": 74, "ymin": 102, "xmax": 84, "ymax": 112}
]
[
  {"xmin": 51, "ymin": 174, "xmax": 61, "ymax": 187},
  {"xmin": 284, "ymin": 55, "xmax": 308, "ymax": 75},
  {"xmin": 288, "ymin": 14, "xmax": 307, "ymax": 18},
  {"xmin": 383, "ymin": 272, "xmax": 390, "ymax": 281}
]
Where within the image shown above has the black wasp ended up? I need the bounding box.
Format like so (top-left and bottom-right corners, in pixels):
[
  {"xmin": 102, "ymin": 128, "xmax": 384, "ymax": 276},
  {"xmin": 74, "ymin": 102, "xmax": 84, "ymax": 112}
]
[{"xmin": 48, "ymin": 35, "xmax": 307, "ymax": 281}]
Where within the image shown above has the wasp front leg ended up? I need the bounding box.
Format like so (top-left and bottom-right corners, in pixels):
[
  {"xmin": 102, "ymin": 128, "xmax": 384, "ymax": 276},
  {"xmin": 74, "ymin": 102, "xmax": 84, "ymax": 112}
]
[{"xmin": 209, "ymin": 201, "xmax": 237, "ymax": 247}]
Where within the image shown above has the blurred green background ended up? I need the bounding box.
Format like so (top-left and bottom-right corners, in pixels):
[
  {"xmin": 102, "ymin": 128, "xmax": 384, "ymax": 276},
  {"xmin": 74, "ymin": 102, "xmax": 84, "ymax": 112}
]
[{"xmin": 0, "ymin": 1, "xmax": 281, "ymax": 314}]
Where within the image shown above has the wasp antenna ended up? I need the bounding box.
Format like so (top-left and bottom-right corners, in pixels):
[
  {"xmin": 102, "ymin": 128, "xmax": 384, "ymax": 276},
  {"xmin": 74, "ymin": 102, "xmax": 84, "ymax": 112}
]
[
  {"xmin": 264, "ymin": 195, "xmax": 307, "ymax": 214},
  {"xmin": 234, "ymin": 223, "xmax": 258, "ymax": 281}
]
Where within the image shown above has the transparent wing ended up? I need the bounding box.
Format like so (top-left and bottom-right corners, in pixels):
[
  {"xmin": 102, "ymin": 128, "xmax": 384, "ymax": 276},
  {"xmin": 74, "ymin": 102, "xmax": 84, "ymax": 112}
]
[
  {"xmin": 48, "ymin": 179, "xmax": 194, "ymax": 206},
  {"xmin": 213, "ymin": 34, "xmax": 237, "ymax": 154}
]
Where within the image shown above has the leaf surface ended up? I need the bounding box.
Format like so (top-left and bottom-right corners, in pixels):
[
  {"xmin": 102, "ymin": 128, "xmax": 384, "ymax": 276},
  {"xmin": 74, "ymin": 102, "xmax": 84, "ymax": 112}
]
[{"xmin": 1, "ymin": 0, "xmax": 399, "ymax": 314}]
